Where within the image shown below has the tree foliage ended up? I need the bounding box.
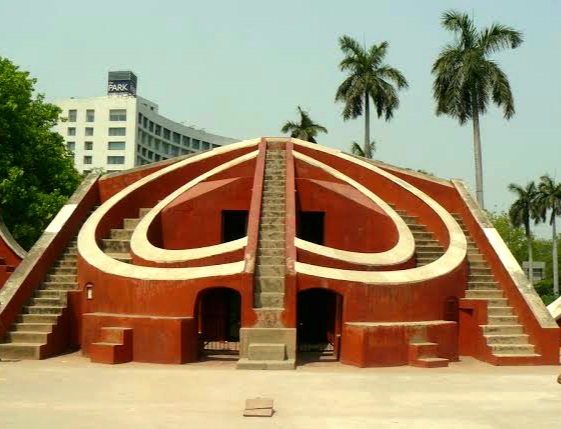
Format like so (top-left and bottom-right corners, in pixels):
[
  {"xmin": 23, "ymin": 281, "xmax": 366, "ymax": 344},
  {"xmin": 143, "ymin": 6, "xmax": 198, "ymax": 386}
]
[
  {"xmin": 335, "ymin": 35, "xmax": 408, "ymax": 158},
  {"xmin": 489, "ymin": 211, "xmax": 527, "ymax": 263},
  {"xmin": 281, "ymin": 106, "xmax": 327, "ymax": 143},
  {"xmin": 0, "ymin": 57, "xmax": 81, "ymax": 249},
  {"xmin": 432, "ymin": 10, "xmax": 523, "ymax": 124},
  {"xmin": 350, "ymin": 140, "xmax": 376, "ymax": 158}
]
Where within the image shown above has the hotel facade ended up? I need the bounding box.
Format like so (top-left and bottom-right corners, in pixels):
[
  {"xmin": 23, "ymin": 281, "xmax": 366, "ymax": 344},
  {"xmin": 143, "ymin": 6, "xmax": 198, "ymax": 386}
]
[{"xmin": 53, "ymin": 71, "xmax": 237, "ymax": 174}]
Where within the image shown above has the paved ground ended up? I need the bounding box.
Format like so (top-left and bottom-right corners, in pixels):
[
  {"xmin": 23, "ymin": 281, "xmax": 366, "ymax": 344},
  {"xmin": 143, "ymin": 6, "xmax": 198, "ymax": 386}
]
[{"xmin": 0, "ymin": 353, "xmax": 560, "ymax": 429}]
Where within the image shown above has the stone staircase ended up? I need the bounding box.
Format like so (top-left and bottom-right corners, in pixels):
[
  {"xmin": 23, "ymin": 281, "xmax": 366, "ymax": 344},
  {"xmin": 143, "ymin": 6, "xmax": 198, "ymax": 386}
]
[
  {"xmin": 409, "ymin": 340, "xmax": 449, "ymax": 368},
  {"xmin": 238, "ymin": 145, "xmax": 295, "ymax": 370},
  {"xmin": 452, "ymin": 214, "xmax": 539, "ymax": 360},
  {"xmin": 101, "ymin": 208, "xmax": 151, "ymax": 263},
  {"xmin": 392, "ymin": 208, "xmax": 445, "ymax": 267},
  {"xmin": 0, "ymin": 239, "xmax": 79, "ymax": 360}
]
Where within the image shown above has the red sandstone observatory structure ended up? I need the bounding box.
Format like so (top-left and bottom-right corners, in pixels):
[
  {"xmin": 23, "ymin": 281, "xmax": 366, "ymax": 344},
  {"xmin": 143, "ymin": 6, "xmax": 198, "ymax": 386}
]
[{"xmin": 0, "ymin": 138, "xmax": 559, "ymax": 368}]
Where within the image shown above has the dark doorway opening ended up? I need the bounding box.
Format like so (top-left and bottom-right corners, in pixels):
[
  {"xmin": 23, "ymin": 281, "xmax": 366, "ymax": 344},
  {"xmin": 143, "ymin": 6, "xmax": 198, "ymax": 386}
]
[
  {"xmin": 222, "ymin": 210, "xmax": 248, "ymax": 243},
  {"xmin": 297, "ymin": 211, "xmax": 325, "ymax": 245},
  {"xmin": 197, "ymin": 288, "xmax": 241, "ymax": 360},
  {"xmin": 297, "ymin": 289, "xmax": 342, "ymax": 363}
]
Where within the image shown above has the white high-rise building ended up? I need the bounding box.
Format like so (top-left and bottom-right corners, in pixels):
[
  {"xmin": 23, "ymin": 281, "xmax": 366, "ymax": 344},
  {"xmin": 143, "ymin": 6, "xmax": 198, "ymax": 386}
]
[{"xmin": 53, "ymin": 71, "xmax": 237, "ymax": 174}]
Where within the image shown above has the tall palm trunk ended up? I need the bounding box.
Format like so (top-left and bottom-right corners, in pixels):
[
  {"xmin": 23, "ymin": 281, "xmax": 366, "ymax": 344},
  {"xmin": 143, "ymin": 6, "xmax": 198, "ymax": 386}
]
[
  {"xmin": 527, "ymin": 234, "xmax": 534, "ymax": 284},
  {"xmin": 364, "ymin": 92, "xmax": 371, "ymax": 159},
  {"xmin": 553, "ymin": 217, "xmax": 559, "ymax": 297},
  {"xmin": 472, "ymin": 104, "xmax": 485, "ymax": 208}
]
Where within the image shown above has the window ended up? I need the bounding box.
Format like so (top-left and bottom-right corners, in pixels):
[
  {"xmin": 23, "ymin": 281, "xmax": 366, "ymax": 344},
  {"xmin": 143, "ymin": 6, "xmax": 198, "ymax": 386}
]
[
  {"xmin": 83, "ymin": 156, "xmax": 92, "ymax": 165},
  {"xmin": 107, "ymin": 156, "xmax": 125, "ymax": 164},
  {"xmin": 143, "ymin": 117, "xmax": 148, "ymax": 128},
  {"xmin": 85, "ymin": 127, "xmax": 94, "ymax": 136},
  {"xmin": 68, "ymin": 110, "xmax": 77, "ymax": 122},
  {"xmin": 182, "ymin": 136, "xmax": 190, "ymax": 146},
  {"xmin": 171, "ymin": 146, "xmax": 179, "ymax": 156},
  {"xmin": 155, "ymin": 125, "xmax": 161, "ymax": 135},
  {"xmin": 138, "ymin": 113, "xmax": 143, "ymax": 123},
  {"xmin": 108, "ymin": 141, "xmax": 126, "ymax": 150},
  {"xmin": 202, "ymin": 141, "xmax": 210, "ymax": 150},
  {"xmin": 67, "ymin": 141, "xmax": 76, "ymax": 151},
  {"xmin": 192, "ymin": 139, "xmax": 200, "ymax": 150},
  {"xmin": 86, "ymin": 109, "xmax": 95, "ymax": 122},
  {"xmin": 84, "ymin": 141, "xmax": 93, "ymax": 150},
  {"xmin": 154, "ymin": 139, "xmax": 161, "ymax": 151},
  {"xmin": 109, "ymin": 109, "xmax": 127, "ymax": 121},
  {"xmin": 109, "ymin": 127, "xmax": 126, "ymax": 136},
  {"xmin": 163, "ymin": 143, "xmax": 170, "ymax": 154},
  {"xmin": 212, "ymin": 144, "xmax": 220, "ymax": 149},
  {"xmin": 173, "ymin": 132, "xmax": 180, "ymax": 143},
  {"xmin": 163, "ymin": 128, "xmax": 171, "ymax": 140},
  {"xmin": 149, "ymin": 121, "xmax": 154, "ymax": 132},
  {"xmin": 68, "ymin": 127, "xmax": 76, "ymax": 136}
]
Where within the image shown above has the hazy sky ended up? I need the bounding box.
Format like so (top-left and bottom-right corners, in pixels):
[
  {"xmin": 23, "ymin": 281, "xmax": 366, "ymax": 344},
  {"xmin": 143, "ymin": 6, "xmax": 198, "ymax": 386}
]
[{"xmin": 1, "ymin": 0, "xmax": 560, "ymax": 232}]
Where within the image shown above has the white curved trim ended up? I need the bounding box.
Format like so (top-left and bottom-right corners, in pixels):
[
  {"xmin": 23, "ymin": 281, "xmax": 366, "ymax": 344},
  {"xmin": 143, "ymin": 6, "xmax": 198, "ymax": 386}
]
[
  {"xmin": 130, "ymin": 151, "xmax": 257, "ymax": 263},
  {"xmin": 78, "ymin": 139, "xmax": 259, "ymax": 281},
  {"xmin": 291, "ymin": 138, "xmax": 467, "ymax": 284},
  {"xmin": 293, "ymin": 152, "xmax": 414, "ymax": 266},
  {"xmin": 547, "ymin": 297, "xmax": 561, "ymax": 322}
]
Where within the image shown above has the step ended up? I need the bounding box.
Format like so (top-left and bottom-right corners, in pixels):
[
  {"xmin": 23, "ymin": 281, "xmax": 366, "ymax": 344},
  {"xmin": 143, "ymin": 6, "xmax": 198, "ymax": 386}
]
[
  {"xmin": 258, "ymin": 256, "xmax": 284, "ymax": 266},
  {"xmin": 30, "ymin": 297, "xmax": 64, "ymax": 307},
  {"xmin": 416, "ymin": 245, "xmax": 443, "ymax": 252},
  {"xmin": 54, "ymin": 260, "xmax": 77, "ymax": 268},
  {"xmin": 256, "ymin": 276, "xmax": 285, "ymax": 293},
  {"xmin": 105, "ymin": 252, "xmax": 132, "ymax": 263},
  {"xmin": 41, "ymin": 281, "xmax": 77, "ymax": 291},
  {"xmin": 248, "ymin": 343, "xmax": 286, "ymax": 361},
  {"xmin": 23, "ymin": 306, "xmax": 63, "ymax": 315},
  {"xmin": 484, "ymin": 334, "xmax": 530, "ymax": 345},
  {"xmin": 481, "ymin": 325, "xmax": 524, "ymax": 335},
  {"xmin": 411, "ymin": 357, "xmax": 449, "ymax": 368},
  {"xmin": 35, "ymin": 290, "xmax": 68, "ymax": 300},
  {"xmin": 139, "ymin": 208, "xmax": 152, "ymax": 217},
  {"xmin": 408, "ymin": 224, "xmax": 428, "ymax": 232},
  {"xmin": 259, "ymin": 240, "xmax": 284, "ymax": 249},
  {"xmin": 412, "ymin": 232, "xmax": 436, "ymax": 240},
  {"xmin": 260, "ymin": 215, "xmax": 285, "ymax": 223},
  {"xmin": 12, "ymin": 323, "xmax": 53, "ymax": 333},
  {"xmin": 468, "ymin": 281, "xmax": 499, "ymax": 289},
  {"xmin": 469, "ymin": 267, "xmax": 492, "ymax": 275},
  {"xmin": 258, "ymin": 247, "xmax": 284, "ymax": 257},
  {"xmin": 7, "ymin": 331, "xmax": 49, "ymax": 343},
  {"xmin": 123, "ymin": 218, "xmax": 140, "ymax": 229},
  {"xmin": 102, "ymin": 239, "xmax": 131, "ymax": 253},
  {"xmin": 259, "ymin": 222, "xmax": 285, "ymax": 230},
  {"xmin": 111, "ymin": 229, "xmax": 134, "ymax": 240},
  {"xmin": 256, "ymin": 265, "xmax": 284, "ymax": 276},
  {"xmin": 259, "ymin": 231, "xmax": 284, "ymax": 241},
  {"xmin": 488, "ymin": 315, "xmax": 519, "ymax": 325},
  {"xmin": 255, "ymin": 292, "xmax": 285, "ymax": 308},
  {"xmin": 237, "ymin": 358, "xmax": 295, "ymax": 370},
  {"xmin": 465, "ymin": 290, "xmax": 504, "ymax": 299},
  {"xmin": 487, "ymin": 306, "xmax": 514, "ymax": 316},
  {"xmin": 47, "ymin": 274, "xmax": 77, "ymax": 282},
  {"xmin": 51, "ymin": 265, "xmax": 78, "ymax": 275},
  {"xmin": 468, "ymin": 274, "xmax": 495, "ymax": 282},
  {"xmin": 490, "ymin": 344, "xmax": 536, "ymax": 355},
  {"xmin": 18, "ymin": 314, "xmax": 59, "ymax": 324},
  {"xmin": 0, "ymin": 343, "xmax": 43, "ymax": 360}
]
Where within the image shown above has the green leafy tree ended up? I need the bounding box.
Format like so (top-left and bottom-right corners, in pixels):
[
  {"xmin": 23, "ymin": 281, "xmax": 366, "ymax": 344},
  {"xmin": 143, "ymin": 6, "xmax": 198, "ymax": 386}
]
[
  {"xmin": 281, "ymin": 106, "xmax": 327, "ymax": 143},
  {"xmin": 0, "ymin": 57, "xmax": 81, "ymax": 249},
  {"xmin": 536, "ymin": 175, "xmax": 561, "ymax": 297},
  {"xmin": 508, "ymin": 181, "xmax": 540, "ymax": 283},
  {"xmin": 432, "ymin": 10, "xmax": 523, "ymax": 208},
  {"xmin": 489, "ymin": 211, "xmax": 527, "ymax": 263},
  {"xmin": 350, "ymin": 140, "xmax": 376, "ymax": 158},
  {"xmin": 336, "ymin": 35, "xmax": 408, "ymax": 159}
]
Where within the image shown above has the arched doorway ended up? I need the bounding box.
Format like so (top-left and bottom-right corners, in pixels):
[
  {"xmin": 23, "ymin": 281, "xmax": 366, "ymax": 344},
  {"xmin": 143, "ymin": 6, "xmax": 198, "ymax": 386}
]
[
  {"xmin": 297, "ymin": 288, "xmax": 342, "ymax": 362},
  {"xmin": 197, "ymin": 287, "xmax": 241, "ymax": 360}
]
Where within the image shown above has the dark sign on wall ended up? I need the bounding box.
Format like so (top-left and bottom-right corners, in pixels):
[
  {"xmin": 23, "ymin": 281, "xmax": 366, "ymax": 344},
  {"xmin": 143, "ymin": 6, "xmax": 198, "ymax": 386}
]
[
  {"xmin": 107, "ymin": 71, "xmax": 138, "ymax": 96},
  {"xmin": 108, "ymin": 80, "xmax": 137, "ymax": 95}
]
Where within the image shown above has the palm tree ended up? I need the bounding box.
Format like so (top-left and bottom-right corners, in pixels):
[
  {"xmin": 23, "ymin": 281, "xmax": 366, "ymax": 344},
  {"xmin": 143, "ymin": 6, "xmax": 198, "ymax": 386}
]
[
  {"xmin": 335, "ymin": 35, "xmax": 408, "ymax": 159},
  {"xmin": 432, "ymin": 10, "xmax": 523, "ymax": 209},
  {"xmin": 508, "ymin": 181, "xmax": 540, "ymax": 283},
  {"xmin": 350, "ymin": 140, "xmax": 376, "ymax": 158},
  {"xmin": 537, "ymin": 175, "xmax": 561, "ymax": 297},
  {"xmin": 281, "ymin": 106, "xmax": 327, "ymax": 143}
]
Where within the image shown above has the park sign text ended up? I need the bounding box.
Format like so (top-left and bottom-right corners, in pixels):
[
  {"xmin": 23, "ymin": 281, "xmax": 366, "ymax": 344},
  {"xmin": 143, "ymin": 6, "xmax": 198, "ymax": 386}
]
[{"xmin": 108, "ymin": 80, "xmax": 136, "ymax": 96}]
